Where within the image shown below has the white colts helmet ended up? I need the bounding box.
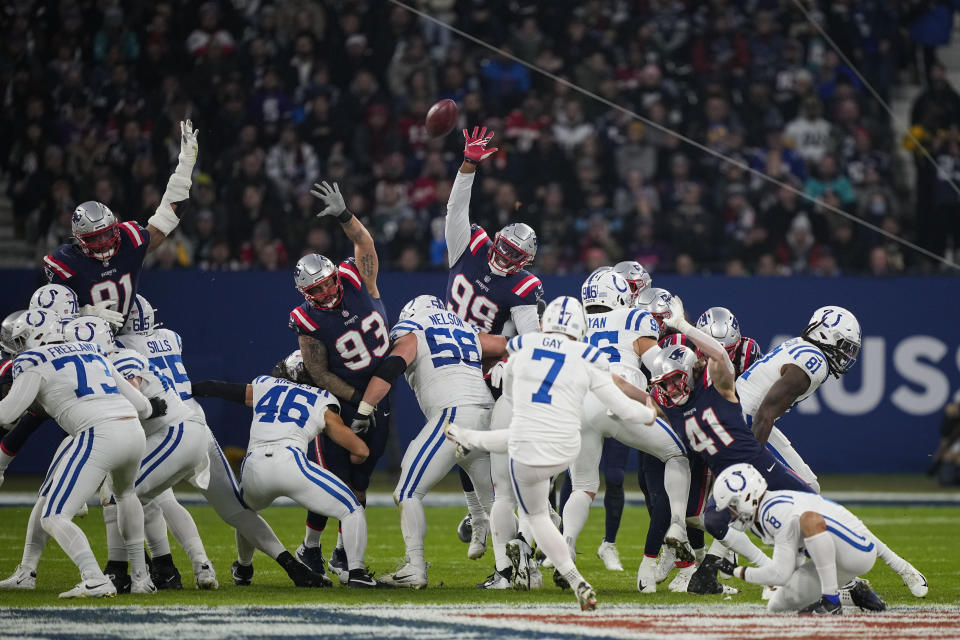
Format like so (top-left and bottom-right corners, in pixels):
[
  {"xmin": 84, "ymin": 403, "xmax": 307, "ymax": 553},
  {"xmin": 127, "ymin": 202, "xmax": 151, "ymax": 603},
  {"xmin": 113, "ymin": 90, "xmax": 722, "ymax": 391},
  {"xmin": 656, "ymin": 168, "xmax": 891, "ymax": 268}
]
[
  {"xmin": 29, "ymin": 285, "xmax": 79, "ymax": 320},
  {"xmin": 123, "ymin": 295, "xmax": 159, "ymax": 335},
  {"xmin": 649, "ymin": 344, "xmax": 698, "ymax": 407},
  {"xmin": 612, "ymin": 261, "xmax": 652, "ymax": 305},
  {"xmin": 63, "ymin": 317, "xmax": 116, "ymax": 353},
  {"xmin": 581, "ymin": 270, "xmax": 630, "ymax": 312},
  {"xmin": 1, "ymin": 309, "xmax": 27, "ymax": 355},
  {"xmin": 713, "ymin": 463, "xmax": 769, "ymax": 526},
  {"xmin": 72, "ymin": 201, "xmax": 120, "ymax": 261},
  {"xmin": 11, "ymin": 310, "xmax": 64, "ymax": 352},
  {"xmin": 399, "ymin": 295, "xmax": 446, "ymax": 322},
  {"xmin": 541, "ymin": 296, "xmax": 587, "ymax": 341},
  {"xmin": 802, "ymin": 306, "xmax": 861, "ymax": 376},
  {"xmin": 488, "ymin": 223, "xmax": 537, "ymax": 276},
  {"xmin": 696, "ymin": 307, "xmax": 742, "ymax": 355}
]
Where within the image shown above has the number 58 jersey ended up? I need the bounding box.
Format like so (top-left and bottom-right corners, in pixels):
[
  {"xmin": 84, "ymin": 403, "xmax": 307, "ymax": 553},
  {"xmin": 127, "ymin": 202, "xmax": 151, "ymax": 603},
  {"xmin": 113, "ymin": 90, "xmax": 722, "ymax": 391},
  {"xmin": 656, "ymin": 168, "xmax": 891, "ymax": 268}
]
[
  {"xmin": 736, "ymin": 337, "xmax": 828, "ymax": 418},
  {"xmin": 390, "ymin": 308, "xmax": 494, "ymax": 417},
  {"xmin": 248, "ymin": 376, "xmax": 340, "ymax": 451}
]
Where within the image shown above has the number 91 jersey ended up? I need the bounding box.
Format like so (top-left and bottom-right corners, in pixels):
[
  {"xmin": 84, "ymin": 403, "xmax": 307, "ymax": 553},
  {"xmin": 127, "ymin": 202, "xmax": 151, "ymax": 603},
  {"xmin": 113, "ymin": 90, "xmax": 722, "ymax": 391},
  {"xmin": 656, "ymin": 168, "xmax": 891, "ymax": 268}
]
[
  {"xmin": 248, "ymin": 375, "xmax": 340, "ymax": 450},
  {"xmin": 390, "ymin": 308, "xmax": 493, "ymax": 417},
  {"xmin": 446, "ymin": 225, "xmax": 543, "ymax": 335},
  {"xmin": 288, "ymin": 259, "xmax": 390, "ymax": 390},
  {"xmin": 736, "ymin": 337, "xmax": 828, "ymax": 418}
]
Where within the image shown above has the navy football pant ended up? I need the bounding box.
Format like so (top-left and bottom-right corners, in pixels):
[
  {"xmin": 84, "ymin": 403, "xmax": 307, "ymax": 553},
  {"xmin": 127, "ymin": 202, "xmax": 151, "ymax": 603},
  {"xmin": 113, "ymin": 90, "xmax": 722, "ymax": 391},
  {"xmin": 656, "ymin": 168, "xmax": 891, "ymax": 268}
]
[{"xmin": 641, "ymin": 453, "xmax": 710, "ymax": 556}]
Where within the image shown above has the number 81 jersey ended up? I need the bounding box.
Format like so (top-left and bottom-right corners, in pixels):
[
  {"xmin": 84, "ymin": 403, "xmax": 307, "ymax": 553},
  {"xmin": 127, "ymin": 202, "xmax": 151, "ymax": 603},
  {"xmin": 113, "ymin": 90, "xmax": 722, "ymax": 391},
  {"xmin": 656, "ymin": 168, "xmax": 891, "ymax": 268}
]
[
  {"xmin": 736, "ymin": 337, "xmax": 829, "ymax": 418},
  {"xmin": 288, "ymin": 259, "xmax": 390, "ymax": 390}
]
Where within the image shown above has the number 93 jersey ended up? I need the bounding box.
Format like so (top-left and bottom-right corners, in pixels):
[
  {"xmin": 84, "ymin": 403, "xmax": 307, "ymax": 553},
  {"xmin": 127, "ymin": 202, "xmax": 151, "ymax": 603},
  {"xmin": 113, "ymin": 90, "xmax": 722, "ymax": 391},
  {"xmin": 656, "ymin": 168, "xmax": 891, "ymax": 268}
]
[
  {"xmin": 12, "ymin": 341, "xmax": 138, "ymax": 436},
  {"xmin": 446, "ymin": 225, "xmax": 543, "ymax": 335},
  {"xmin": 288, "ymin": 258, "xmax": 390, "ymax": 390},
  {"xmin": 390, "ymin": 308, "xmax": 493, "ymax": 417},
  {"xmin": 586, "ymin": 307, "xmax": 659, "ymax": 387},
  {"xmin": 248, "ymin": 375, "xmax": 340, "ymax": 451},
  {"xmin": 736, "ymin": 337, "xmax": 828, "ymax": 418}
]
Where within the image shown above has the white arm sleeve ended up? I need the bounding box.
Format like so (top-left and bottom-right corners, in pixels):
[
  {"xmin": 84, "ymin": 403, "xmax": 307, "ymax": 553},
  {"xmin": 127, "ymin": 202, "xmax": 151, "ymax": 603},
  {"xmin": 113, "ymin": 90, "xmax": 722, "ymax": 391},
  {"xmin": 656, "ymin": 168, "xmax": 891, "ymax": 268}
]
[
  {"xmin": 588, "ymin": 368, "xmax": 655, "ymax": 424},
  {"xmin": 0, "ymin": 373, "xmax": 41, "ymax": 426},
  {"xmin": 108, "ymin": 361, "xmax": 152, "ymax": 420},
  {"xmin": 445, "ymin": 171, "xmax": 476, "ymax": 267},
  {"xmin": 510, "ymin": 305, "xmax": 540, "ymax": 335},
  {"xmin": 640, "ymin": 343, "xmax": 662, "ymax": 371},
  {"xmin": 742, "ymin": 537, "xmax": 797, "ymax": 587}
]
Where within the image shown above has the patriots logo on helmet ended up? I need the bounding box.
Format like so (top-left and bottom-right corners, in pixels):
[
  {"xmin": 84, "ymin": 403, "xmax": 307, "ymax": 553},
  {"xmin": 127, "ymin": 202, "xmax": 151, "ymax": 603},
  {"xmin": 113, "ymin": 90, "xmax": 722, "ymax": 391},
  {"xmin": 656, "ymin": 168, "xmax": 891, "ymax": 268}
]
[
  {"xmin": 667, "ymin": 348, "xmax": 686, "ymax": 361},
  {"xmin": 293, "ymin": 265, "xmax": 302, "ymax": 278},
  {"xmin": 72, "ymin": 209, "xmax": 83, "ymax": 223},
  {"xmin": 724, "ymin": 470, "xmax": 747, "ymax": 492}
]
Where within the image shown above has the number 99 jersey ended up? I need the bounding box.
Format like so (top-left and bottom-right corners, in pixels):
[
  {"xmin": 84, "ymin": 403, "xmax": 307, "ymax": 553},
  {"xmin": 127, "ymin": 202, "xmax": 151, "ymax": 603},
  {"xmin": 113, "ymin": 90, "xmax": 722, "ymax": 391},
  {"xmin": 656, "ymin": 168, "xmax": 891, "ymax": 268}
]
[
  {"xmin": 389, "ymin": 308, "xmax": 494, "ymax": 417},
  {"xmin": 248, "ymin": 376, "xmax": 340, "ymax": 451},
  {"xmin": 736, "ymin": 337, "xmax": 829, "ymax": 418}
]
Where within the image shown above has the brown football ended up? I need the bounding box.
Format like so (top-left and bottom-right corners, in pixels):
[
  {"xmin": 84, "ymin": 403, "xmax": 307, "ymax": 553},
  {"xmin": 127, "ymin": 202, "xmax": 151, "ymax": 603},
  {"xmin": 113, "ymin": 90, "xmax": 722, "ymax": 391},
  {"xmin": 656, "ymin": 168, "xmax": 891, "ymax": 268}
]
[{"xmin": 425, "ymin": 99, "xmax": 458, "ymax": 138}]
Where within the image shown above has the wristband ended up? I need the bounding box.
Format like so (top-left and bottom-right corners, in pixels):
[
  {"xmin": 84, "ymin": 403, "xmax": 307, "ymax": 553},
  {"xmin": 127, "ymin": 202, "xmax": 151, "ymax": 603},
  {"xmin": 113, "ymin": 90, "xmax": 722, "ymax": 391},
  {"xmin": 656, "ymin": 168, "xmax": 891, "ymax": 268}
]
[
  {"xmin": 462, "ymin": 155, "xmax": 479, "ymax": 165},
  {"xmin": 357, "ymin": 401, "xmax": 374, "ymax": 417},
  {"xmin": 337, "ymin": 210, "xmax": 354, "ymax": 224},
  {"xmin": 349, "ymin": 389, "xmax": 362, "ymax": 405},
  {"xmin": 148, "ymin": 202, "xmax": 180, "ymax": 235}
]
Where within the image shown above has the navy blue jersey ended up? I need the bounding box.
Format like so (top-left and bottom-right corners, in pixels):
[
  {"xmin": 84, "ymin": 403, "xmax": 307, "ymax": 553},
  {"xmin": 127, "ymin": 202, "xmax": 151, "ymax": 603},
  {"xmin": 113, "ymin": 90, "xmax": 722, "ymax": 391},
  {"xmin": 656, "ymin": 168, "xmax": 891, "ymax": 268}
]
[
  {"xmin": 445, "ymin": 224, "xmax": 543, "ymax": 334},
  {"xmin": 289, "ymin": 258, "xmax": 390, "ymax": 390},
  {"xmin": 42, "ymin": 221, "xmax": 150, "ymax": 321},
  {"xmin": 659, "ymin": 371, "xmax": 763, "ymax": 475},
  {"xmin": 0, "ymin": 359, "xmax": 11, "ymax": 388}
]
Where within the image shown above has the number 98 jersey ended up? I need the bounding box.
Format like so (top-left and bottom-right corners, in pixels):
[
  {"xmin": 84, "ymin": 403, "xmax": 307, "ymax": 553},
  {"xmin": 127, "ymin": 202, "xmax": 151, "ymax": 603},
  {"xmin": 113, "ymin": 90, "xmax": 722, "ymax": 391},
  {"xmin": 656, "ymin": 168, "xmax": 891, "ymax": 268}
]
[
  {"xmin": 390, "ymin": 308, "xmax": 493, "ymax": 417},
  {"xmin": 248, "ymin": 375, "xmax": 340, "ymax": 451},
  {"xmin": 288, "ymin": 259, "xmax": 390, "ymax": 390},
  {"xmin": 736, "ymin": 337, "xmax": 828, "ymax": 418}
]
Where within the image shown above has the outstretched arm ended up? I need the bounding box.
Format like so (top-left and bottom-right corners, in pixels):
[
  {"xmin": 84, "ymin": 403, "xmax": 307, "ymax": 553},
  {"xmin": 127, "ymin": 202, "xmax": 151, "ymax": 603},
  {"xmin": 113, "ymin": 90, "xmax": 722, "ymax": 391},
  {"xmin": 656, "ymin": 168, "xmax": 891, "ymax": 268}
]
[
  {"xmin": 298, "ymin": 334, "xmax": 359, "ymax": 404},
  {"xmin": 447, "ymin": 126, "xmax": 499, "ymax": 267},
  {"xmin": 192, "ymin": 381, "xmax": 253, "ymax": 406},
  {"xmin": 751, "ymin": 364, "xmax": 809, "ymax": 444},
  {"xmin": 310, "ymin": 181, "xmax": 380, "ymax": 297},
  {"xmin": 147, "ymin": 120, "xmax": 199, "ymax": 252},
  {"xmin": 358, "ymin": 333, "xmax": 417, "ymax": 411},
  {"xmin": 0, "ymin": 373, "xmax": 41, "ymax": 428},
  {"xmin": 664, "ymin": 296, "xmax": 735, "ymax": 392}
]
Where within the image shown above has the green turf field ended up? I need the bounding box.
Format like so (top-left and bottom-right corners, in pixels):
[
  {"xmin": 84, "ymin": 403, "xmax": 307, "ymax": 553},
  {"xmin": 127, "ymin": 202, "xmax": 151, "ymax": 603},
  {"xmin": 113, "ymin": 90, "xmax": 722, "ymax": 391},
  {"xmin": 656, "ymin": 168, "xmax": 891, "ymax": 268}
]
[{"xmin": 0, "ymin": 499, "xmax": 955, "ymax": 607}]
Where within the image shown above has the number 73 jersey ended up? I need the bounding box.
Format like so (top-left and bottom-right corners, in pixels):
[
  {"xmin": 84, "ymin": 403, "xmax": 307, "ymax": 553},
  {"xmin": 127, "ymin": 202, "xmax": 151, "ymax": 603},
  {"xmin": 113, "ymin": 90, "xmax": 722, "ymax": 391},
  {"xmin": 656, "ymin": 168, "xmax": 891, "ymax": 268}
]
[
  {"xmin": 735, "ymin": 337, "xmax": 829, "ymax": 418},
  {"xmin": 248, "ymin": 376, "xmax": 340, "ymax": 450},
  {"xmin": 288, "ymin": 259, "xmax": 390, "ymax": 390}
]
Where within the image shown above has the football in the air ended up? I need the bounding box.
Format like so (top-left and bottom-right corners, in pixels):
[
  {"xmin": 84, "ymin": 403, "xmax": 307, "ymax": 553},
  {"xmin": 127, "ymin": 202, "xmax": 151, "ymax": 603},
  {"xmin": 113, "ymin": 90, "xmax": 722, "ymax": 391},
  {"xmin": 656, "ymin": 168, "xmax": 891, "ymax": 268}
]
[{"xmin": 425, "ymin": 99, "xmax": 458, "ymax": 138}]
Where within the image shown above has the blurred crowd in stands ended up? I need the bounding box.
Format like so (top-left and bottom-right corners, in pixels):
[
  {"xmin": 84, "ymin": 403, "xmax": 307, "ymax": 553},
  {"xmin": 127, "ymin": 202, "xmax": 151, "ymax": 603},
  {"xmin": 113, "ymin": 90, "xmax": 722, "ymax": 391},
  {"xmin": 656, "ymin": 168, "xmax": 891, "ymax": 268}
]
[{"xmin": 4, "ymin": 0, "xmax": 960, "ymax": 275}]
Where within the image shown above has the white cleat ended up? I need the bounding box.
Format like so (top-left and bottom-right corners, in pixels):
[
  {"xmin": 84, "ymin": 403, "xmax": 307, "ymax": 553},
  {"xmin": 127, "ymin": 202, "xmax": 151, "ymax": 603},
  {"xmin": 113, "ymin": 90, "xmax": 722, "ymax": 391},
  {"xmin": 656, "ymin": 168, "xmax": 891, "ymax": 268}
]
[
  {"xmin": 131, "ymin": 570, "xmax": 157, "ymax": 594},
  {"xmin": 597, "ymin": 541, "xmax": 624, "ymax": 571},
  {"xmin": 379, "ymin": 559, "xmax": 427, "ymax": 590},
  {"xmin": 575, "ymin": 581, "xmax": 598, "ymax": 611},
  {"xmin": 76, "ymin": 501, "xmax": 89, "ymax": 518},
  {"xmin": 668, "ymin": 564, "xmax": 697, "ymax": 592},
  {"xmin": 664, "ymin": 521, "xmax": 694, "ymax": 563},
  {"xmin": 762, "ymin": 585, "xmax": 777, "ymax": 601},
  {"xmin": 636, "ymin": 560, "xmax": 657, "ymax": 594},
  {"xmin": 505, "ymin": 537, "xmax": 533, "ymax": 591},
  {"xmin": 899, "ymin": 566, "xmax": 928, "ymax": 598},
  {"xmin": 59, "ymin": 578, "xmax": 117, "ymax": 599},
  {"xmin": 194, "ymin": 561, "xmax": 219, "ymax": 590},
  {"xmin": 655, "ymin": 547, "xmax": 677, "ymax": 583},
  {"xmin": 477, "ymin": 570, "xmax": 511, "ymax": 589},
  {"xmin": 467, "ymin": 517, "xmax": 490, "ymax": 560},
  {"xmin": 528, "ymin": 559, "xmax": 543, "ymax": 590},
  {"xmin": 0, "ymin": 564, "xmax": 37, "ymax": 590}
]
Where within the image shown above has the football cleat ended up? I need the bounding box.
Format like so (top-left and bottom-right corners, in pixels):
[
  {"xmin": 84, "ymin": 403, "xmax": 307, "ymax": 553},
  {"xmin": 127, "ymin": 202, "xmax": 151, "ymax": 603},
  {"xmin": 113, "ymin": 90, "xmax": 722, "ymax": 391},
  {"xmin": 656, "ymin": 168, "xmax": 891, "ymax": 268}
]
[
  {"xmin": 636, "ymin": 559, "xmax": 657, "ymax": 594},
  {"xmin": 457, "ymin": 514, "xmax": 473, "ymax": 544},
  {"xmin": 468, "ymin": 517, "xmax": 490, "ymax": 560},
  {"xmin": 477, "ymin": 570, "xmax": 511, "ymax": 589},
  {"xmin": 553, "ymin": 568, "xmax": 570, "ymax": 590},
  {"xmin": 844, "ymin": 577, "xmax": 888, "ymax": 612},
  {"xmin": 597, "ymin": 541, "xmax": 624, "ymax": 571},
  {"xmin": 347, "ymin": 569, "xmax": 380, "ymax": 589},
  {"xmin": 668, "ymin": 564, "xmax": 697, "ymax": 592},
  {"xmin": 59, "ymin": 578, "xmax": 117, "ymax": 599},
  {"xmin": 655, "ymin": 547, "xmax": 677, "ymax": 583},
  {"xmin": 0, "ymin": 564, "xmax": 37, "ymax": 590},
  {"xmin": 379, "ymin": 559, "xmax": 427, "ymax": 589},
  {"xmin": 664, "ymin": 521, "xmax": 695, "ymax": 564},
  {"xmin": 505, "ymin": 537, "xmax": 532, "ymax": 591},
  {"xmin": 194, "ymin": 562, "xmax": 218, "ymax": 590},
  {"xmin": 328, "ymin": 546, "xmax": 349, "ymax": 585},
  {"xmin": 799, "ymin": 596, "xmax": 842, "ymax": 615},
  {"xmin": 687, "ymin": 555, "xmax": 727, "ymax": 595},
  {"xmin": 278, "ymin": 550, "xmax": 330, "ymax": 587},
  {"xmin": 150, "ymin": 556, "xmax": 182, "ymax": 591},
  {"xmin": 296, "ymin": 544, "xmax": 330, "ymax": 582},
  {"xmin": 102, "ymin": 561, "xmax": 132, "ymax": 594},
  {"xmin": 230, "ymin": 561, "xmax": 253, "ymax": 586},
  {"xmin": 575, "ymin": 581, "xmax": 598, "ymax": 611},
  {"xmin": 131, "ymin": 570, "xmax": 157, "ymax": 594},
  {"xmin": 899, "ymin": 566, "xmax": 928, "ymax": 598}
]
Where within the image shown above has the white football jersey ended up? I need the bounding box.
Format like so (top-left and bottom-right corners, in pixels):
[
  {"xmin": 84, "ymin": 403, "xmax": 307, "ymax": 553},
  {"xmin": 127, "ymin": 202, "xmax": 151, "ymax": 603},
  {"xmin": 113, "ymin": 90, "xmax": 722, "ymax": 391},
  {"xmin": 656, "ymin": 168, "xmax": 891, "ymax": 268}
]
[
  {"xmin": 117, "ymin": 328, "xmax": 203, "ymax": 420},
  {"xmin": 504, "ymin": 332, "xmax": 610, "ymax": 464},
  {"xmin": 247, "ymin": 376, "xmax": 340, "ymax": 451},
  {"xmin": 736, "ymin": 337, "xmax": 828, "ymax": 417},
  {"xmin": 111, "ymin": 348, "xmax": 192, "ymax": 435},
  {"xmin": 585, "ymin": 307, "xmax": 659, "ymax": 388},
  {"xmin": 753, "ymin": 490, "xmax": 873, "ymax": 550},
  {"xmin": 390, "ymin": 308, "xmax": 494, "ymax": 417},
  {"xmin": 12, "ymin": 342, "xmax": 138, "ymax": 436}
]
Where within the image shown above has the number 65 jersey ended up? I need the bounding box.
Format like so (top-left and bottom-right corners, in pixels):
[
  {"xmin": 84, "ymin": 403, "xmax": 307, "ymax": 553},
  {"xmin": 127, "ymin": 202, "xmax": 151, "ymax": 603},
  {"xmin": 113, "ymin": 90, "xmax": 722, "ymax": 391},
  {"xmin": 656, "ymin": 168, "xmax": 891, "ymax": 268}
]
[
  {"xmin": 735, "ymin": 337, "xmax": 829, "ymax": 418},
  {"xmin": 248, "ymin": 376, "xmax": 340, "ymax": 451},
  {"xmin": 389, "ymin": 308, "xmax": 494, "ymax": 418}
]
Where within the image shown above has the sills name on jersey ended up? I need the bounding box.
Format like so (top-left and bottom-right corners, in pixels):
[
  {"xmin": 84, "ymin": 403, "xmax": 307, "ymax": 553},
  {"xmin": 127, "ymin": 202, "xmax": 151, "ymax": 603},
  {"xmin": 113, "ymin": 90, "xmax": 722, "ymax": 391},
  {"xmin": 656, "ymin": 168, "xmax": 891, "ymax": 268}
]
[
  {"xmin": 146, "ymin": 339, "xmax": 174, "ymax": 354},
  {"xmin": 428, "ymin": 312, "xmax": 466, "ymax": 328}
]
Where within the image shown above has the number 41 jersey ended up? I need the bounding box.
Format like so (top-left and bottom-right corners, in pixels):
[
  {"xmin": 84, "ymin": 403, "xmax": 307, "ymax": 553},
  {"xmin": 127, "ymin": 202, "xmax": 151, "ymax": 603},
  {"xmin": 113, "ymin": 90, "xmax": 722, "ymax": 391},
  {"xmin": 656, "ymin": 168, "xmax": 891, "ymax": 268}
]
[
  {"xmin": 735, "ymin": 337, "xmax": 828, "ymax": 418},
  {"xmin": 288, "ymin": 258, "xmax": 390, "ymax": 390},
  {"xmin": 390, "ymin": 307, "xmax": 494, "ymax": 417},
  {"xmin": 248, "ymin": 375, "xmax": 340, "ymax": 451},
  {"xmin": 446, "ymin": 224, "xmax": 543, "ymax": 335}
]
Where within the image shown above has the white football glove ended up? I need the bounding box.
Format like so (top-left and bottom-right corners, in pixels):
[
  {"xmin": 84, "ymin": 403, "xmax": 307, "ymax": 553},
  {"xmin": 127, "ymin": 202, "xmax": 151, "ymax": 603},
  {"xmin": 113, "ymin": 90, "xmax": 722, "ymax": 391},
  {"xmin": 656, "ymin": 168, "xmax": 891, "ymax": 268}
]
[
  {"xmin": 664, "ymin": 294, "xmax": 686, "ymax": 330},
  {"xmin": 310, "ymin": 181, "xmax": 348, "ymax": 220},
  {"xmin": 178, "ymin": 119, "xmax": 199, "ymax": 171},
  {"xmin": 442, "ymin": 422, "xmax": 471, "ymax": 460},
  {"xmin": 80, "ymin": 301, "xmax": 124, "ymax": 329},
  {"xmin": 488, "ymin": 360, "xmax": 506, "ymax": 391}
]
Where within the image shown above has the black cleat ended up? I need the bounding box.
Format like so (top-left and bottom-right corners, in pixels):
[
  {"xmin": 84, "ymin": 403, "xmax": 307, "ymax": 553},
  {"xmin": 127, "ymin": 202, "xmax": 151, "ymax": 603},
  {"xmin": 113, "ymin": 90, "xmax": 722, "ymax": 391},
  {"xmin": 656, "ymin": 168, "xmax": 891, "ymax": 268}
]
[
  {"xmin": 296, "ymin": 544, "xmax": 330, "ymax": 581},
  {"xmin": 686, "ymin": 554, "xmax": 725, "ymax": 595},
  {"xmin": 799, "ymin": 596, "xmax": 842, "ymax": 615},
  {"xmin": 278, "ymin": 551, "xmax": 331, "ymax": 588},
  {"xmin": 553, "ymin": 568, "xmax": 570, "ymax": 591},
  {"xmin": 848, "ymin": 579, "xmax": 887, "ymax": 612},
  {"xmin": 328, "ymin": 546, "xmax": 349, "ymax": 584},
  {"xmin": 103, "ymin": 561, "xmax": 131, "ymax": 594},
  {"xmin": 150, "ymin": 554, "xmax": 183, "ymax": 590},
  {"xmin": 230, "ymin": 561, "xmax": 253, "ymax": 586},
  {"xmin": 347, "ymin": 568, "xmax": 379, "ymax": 588},
  {"xmin": 457, "ymin": 514, "xmax": 473, "ymax": 544}
]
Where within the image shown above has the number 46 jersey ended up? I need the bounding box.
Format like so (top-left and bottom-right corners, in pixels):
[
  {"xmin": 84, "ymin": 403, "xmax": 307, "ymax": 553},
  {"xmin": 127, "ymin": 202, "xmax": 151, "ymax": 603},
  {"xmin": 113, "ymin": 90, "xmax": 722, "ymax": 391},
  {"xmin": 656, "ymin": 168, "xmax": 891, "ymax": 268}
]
[
  {"xmin": 390, "ymin": 308, "xmax": 494, "ymax": 417},
  {"xmin": 735, "ymin": 337, "xmax": 828, "ymax": 418},
  {"xmin": 247, "ymin": 376, "xmax": 340, "ymax": 451}
]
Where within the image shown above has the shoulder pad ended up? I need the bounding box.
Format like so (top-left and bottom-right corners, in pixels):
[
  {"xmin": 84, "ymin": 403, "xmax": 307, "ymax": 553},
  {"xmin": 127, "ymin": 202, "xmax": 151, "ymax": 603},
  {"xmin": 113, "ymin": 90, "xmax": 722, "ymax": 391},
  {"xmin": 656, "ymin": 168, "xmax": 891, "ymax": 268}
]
[
  {"xmin": 112, "ymin": 349, "xmax": 148, "ymax": 377},
  {"xmin": 118, "ymin": 221, "xmax": 148, "ymax": 248},
  {"xmin": 289, "ymin": 305, "xmax": 320, "ymax": 334},
  {"xmin": 468, "ymin": 224, "xmax": 490, "ymax": 256},
  {"xmin": 506, "ymin": 335, "xmax": 526, "ymax": 353},
  {"xmin": 511, "ymin": 273, "xmax": 543, "ymax": 300},
  {"xmin": 43, "ymin": 249, "xmax": 76, "ymax": 281},
  {"xmin": 785, "ymin": 341, "xmax": 827, "ymax": 378},
  {"xmin": 390, "ymin": 318, "xmax": 424, "ymax": 342},
  {"xmin": 12, "ymin": 350, "xmax": 48, "ymax": 378},
  {"xmin": 338, "ymin": 258, "xmax": 363, "ymax": 290},
  {"xmin": 625, "ymin": 308, "xmax": 660, "ymax": 338}
]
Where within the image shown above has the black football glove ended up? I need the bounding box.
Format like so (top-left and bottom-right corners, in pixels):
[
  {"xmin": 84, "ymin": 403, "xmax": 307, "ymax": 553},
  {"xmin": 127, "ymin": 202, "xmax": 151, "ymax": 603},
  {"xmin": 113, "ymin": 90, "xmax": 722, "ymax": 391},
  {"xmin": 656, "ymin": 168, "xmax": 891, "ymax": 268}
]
[{"xmin": 148, "ymin": 397, "xmax": 168, "ymax": 419}]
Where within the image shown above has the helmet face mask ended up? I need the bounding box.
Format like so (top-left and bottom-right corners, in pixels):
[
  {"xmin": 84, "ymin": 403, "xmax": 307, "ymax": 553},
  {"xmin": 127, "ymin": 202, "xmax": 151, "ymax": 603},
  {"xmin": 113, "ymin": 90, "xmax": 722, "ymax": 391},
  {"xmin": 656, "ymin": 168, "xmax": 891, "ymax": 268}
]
[
  {"xmin": 295, "ymin": 254, "xmax": 343, "ymax": 309},
  {"xmin": 488, "ymin": 223, "xmax": 537, "ymax": 276},
  {"xmin": 651, "ymin": 369, "xmax": 690, "ymax": 407},
  {"xmin": 300, "ymin": 274, "xmax": 343, "ymax": 309},
  {"xmin": 612, "ymin": 261, "xmax": 652, "ymax": 305},
  {"xmin": 12, "ymin": 310, "xmax": 64, "ymax": 352},
  {"xmin": 650, "ymin": 344, "xmax": 698, "ymax": 406},
  {"xmin": 72, "ymin": 202, "xmax": 120, "ymax": 261},
  {"xmin": 1, "ymin": 309, "xmax": 28, "ymax": 356}
]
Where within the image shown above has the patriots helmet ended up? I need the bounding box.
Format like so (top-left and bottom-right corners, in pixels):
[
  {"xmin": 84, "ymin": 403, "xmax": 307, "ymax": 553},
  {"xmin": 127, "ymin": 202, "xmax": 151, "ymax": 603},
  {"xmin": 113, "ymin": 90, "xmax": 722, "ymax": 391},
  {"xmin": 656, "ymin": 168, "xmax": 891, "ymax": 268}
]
[
  {"xmin": 72, "ymin": 201, "xmax": 120, "ymax": 261},
  {"xmin": 649, "ymin": 344, "xmax": 698, "ymax": 407},
  {"xmin": 295, "ymin": 254, "xmax": 343, "ymax": 309},
  {"xmin": 696, "ymin": 307, "xmax": 742, "ymax": 355},
  {"xmin": 489, "ymin": 223, "xmax": 537, "ymax": 276},
  {"xmin": 636, "ymin": 287, "xmax": 673, "ymax": 335},
  {"xmin": 612, "ymin": 261, "xmax": 652, "ymax": 305},
  {"xmin": 1, "ymin": 309, "xmax": 27, "ymax": 356}
]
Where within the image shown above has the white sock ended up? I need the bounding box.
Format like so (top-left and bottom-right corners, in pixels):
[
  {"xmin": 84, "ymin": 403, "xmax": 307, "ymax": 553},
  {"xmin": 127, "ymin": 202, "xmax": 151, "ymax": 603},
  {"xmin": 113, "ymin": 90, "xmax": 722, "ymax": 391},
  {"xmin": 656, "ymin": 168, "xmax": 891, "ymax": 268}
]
[
  {"xmin": 304, "ymin": 526, "xmax": 323, "ymax": 548},
  {"xmin": 41, "ymin": 514, "xmax": 102, "ymax": 580},
  {"xmin": 518, "ymin": 513, "xmax": 534, "ymax": 547},
  {"xmin": 336, "ymin": 529, "xmax": 344, "ymax": 551},
  {"xmin": 153, "ymin": 493, "xmax": 207, "ymax": 566},
  {"xmin": 490, "ymin": 499, "xmax": 518, "ymax": 572},
  {"xmin": 103, "ymin": 503, "xmax": 127, "ymax": 562},
  {"xmin": 21, "ymin": 498, "xmax": 50, "ymax": 571},
  {"xmin": 721, "ymin": 528, "xmax": 770, "ymax": 567},
  {"xmin": 142, "ymin": 500, "xmax": 171, "ymax": 558},
  {"xmin": 706, "ymin": 537, "xmax": 727, "ymax": 558},
  {"xmin": 873, "ymin": 536, "xmax": 909, "ymax": 573},
  {"xmin": 528, "ymin": 511, "xmax": 574, "ymax": 575},
  {"xmin": 464, "ymin": 490, "xmax": 486, "ymax": 523},
  {"xmin": 115, "ymin": 493, "xmax": 147, "ymax": 575},
  {"xmin": 399, "ymin": 499, "xmax": 426, "ymax": 569},
  {"xmin": 561, "ymin": 491, "xmax": 592, "ymax": 556},
  {"xmin": 236, "ymin": 532, "xmax": 255, "ymax": 565},
  {"xmin": 804, "ymin": 531, "xmax": 839, "ymax": 597},
  {"xmin": 664, "ymin": 456, "xmax": 692, "ymax": 523},
  {"xmin": 340, "ymin": 510, "xmax": 367, "ymax": 571}
]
